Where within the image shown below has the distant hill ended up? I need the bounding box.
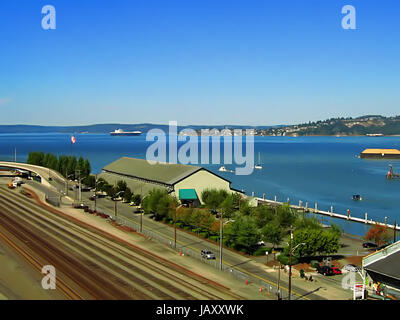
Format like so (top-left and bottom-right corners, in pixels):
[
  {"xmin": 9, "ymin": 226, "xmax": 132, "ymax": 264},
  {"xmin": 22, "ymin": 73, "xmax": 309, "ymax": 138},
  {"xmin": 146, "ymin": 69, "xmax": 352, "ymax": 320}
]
[
  {"xmin": 258, "ymin": 115, "xmax": 400, "ymax": 136},
  {"xmin": 0, "ymin": 123, "xmax": 281, "ymax": 134}
]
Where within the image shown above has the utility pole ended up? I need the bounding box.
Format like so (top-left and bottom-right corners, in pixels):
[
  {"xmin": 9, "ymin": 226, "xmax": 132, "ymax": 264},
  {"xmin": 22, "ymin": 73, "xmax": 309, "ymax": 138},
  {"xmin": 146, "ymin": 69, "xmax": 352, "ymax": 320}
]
[
  {"xmin": 289, "ymin": 227, "xmax": 293, "ymax": 301},
  {"xmin": 65, "ymin": 169, "xmax": 68, "ymax": 196},
  {"xmin": 277, "ymin": 262, "xmax": 281, "ymax": 300},
  {"xmin": 140, "ymin": 211, "xmax": 143, "ymax": 233},
  {"xmin": 219, "ymin": 210, "xmax": 223, "ymax": 271},
  {"xmin": 394, "ymin": 220, "xmax": 397, "ymax": 243},
  {"xmin": 174, "ymin": 209, "xmax": 177, "ymax": 248},
  {"xmin": 94, "ymin": 174, "xmax": 97, "ymax": 212}
]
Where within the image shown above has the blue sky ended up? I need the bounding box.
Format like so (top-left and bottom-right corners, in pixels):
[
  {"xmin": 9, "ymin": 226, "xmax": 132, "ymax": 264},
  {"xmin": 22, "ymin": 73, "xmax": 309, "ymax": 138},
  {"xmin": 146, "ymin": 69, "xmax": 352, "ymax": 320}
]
[{"xmin": 0, "ymin": 0, "xmax": 399, "ymax": 126}]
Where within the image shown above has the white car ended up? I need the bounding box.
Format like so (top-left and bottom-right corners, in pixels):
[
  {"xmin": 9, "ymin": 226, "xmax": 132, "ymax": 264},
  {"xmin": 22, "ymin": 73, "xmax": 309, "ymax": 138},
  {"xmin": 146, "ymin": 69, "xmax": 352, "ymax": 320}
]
[
  {"xmin": 342, "ymin": 264, "xmax": 360, "ymax": 273},
  {"xmin": 256, "ymin": 241, "xmax": 265, "ymax": 246}
]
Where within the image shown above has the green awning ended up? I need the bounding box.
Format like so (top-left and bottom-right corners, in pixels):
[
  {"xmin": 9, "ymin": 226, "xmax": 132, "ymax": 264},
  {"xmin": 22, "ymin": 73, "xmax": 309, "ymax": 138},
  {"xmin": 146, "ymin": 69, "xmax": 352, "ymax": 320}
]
[{"xmin": 179, "ymin": 189, "xmax": 198, "ymax": 200}]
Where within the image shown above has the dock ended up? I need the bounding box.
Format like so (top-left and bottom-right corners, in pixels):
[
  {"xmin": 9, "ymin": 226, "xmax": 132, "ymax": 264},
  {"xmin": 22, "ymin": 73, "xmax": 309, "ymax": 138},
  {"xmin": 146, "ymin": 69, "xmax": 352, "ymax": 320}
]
[{"xmin": 254, "ymin": 195, "xmax": 400, "ymax": 231}]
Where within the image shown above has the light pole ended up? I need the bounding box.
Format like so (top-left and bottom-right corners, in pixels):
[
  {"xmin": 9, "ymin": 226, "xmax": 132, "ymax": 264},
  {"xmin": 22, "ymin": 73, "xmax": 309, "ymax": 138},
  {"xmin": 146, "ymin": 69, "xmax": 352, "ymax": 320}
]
[
  {"xmin": 94, "ymin": 174, "xmax": 97, "ymax": 212},
  {"xmin": 289, "ymin": 228, "xmax": 293, "ymax": 300},
  {"xmin": 174, "ymin": 208, "xmax": 177, "ymax": 249},
  {"xmin": 219, "ymin": 210, "xmax": 223, "ymax": 271},
  {"xmin": 288, "ymin": 234, "xmax": 306, "ymax": 301}
]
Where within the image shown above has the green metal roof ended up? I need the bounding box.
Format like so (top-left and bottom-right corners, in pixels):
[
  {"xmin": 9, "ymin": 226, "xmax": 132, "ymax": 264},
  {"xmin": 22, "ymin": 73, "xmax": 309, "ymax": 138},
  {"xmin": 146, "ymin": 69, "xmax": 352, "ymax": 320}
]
[
  {"xmin": 179, "ymin": 189, "xmax": 198, "ymax": 200},
  {"xmin": 102, "ymin": 157, "xmax": 202, "ymax": 185},
  {"xmin": 99, "ymin": 172, "xmax": 167, "ymax": 197}
]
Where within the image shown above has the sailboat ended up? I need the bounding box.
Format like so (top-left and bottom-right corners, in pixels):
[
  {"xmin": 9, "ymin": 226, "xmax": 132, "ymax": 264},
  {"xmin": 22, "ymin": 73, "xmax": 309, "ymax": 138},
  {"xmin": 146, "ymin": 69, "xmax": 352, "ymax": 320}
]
[{"xmin": 254, "ymin": 152, "xmax": 263, "ymax": 170}]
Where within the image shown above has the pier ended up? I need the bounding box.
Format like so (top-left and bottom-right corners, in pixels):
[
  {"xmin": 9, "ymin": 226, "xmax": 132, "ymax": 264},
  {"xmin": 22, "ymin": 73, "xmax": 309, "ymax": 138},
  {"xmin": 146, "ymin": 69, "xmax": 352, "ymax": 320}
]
[{"xmin": 255, "ymin": 195, "xmax": 400, "ymax": 232}]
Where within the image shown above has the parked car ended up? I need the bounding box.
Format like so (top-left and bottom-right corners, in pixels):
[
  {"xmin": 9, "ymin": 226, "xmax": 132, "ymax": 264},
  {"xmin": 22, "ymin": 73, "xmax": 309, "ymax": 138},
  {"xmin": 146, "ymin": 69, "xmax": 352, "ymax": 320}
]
[
  {"xmin": 201, "ymin": 249, "xmax": 216, "ymax": 260},
  {"xmin": 256, "ymin": 241, "xmax": 265, "ymax": 246},
  {"xmin": 316, "ymin": 265, "xmax": 335, "ymax": 276},
  {"xmin": 362, "ymin": 242, "xmax": 378, "ymax": 248},
  {"xmin": 342, "ymin": 264, "xmax": 360, "ymax": 273},
  {"xmin": 331, "ymin": 267, "xmax": 342, "ymax": 275}
]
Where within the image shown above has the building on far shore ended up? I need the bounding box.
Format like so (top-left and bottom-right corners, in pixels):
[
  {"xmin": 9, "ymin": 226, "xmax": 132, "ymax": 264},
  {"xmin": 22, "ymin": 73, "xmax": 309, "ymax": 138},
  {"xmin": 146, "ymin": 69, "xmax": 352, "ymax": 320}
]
[{"xmin": 99, "ymin": 157, "xmax": 240, "ymax": 206}]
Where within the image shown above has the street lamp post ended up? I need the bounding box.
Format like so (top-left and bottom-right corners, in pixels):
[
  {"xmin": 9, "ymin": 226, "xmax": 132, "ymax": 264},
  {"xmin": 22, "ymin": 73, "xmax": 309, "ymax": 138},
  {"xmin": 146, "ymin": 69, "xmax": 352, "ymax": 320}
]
[
  {"xmin": 288, "ymin": 236, "xmax": 306, "ymax": 301},
  {"xmin": 219, "ymin": 210, "xmax": 223, "ymax": 271},
  {"xmin": 174, "ymin": 209, "xmax": 177, "ymax": 249},
  {"xmin": 289, "ymin": 228, "xmax": 293, "ymax": 300},
  {"xmin": 94, "ymin": 174, "xmax": 97, "ymax": 212}
]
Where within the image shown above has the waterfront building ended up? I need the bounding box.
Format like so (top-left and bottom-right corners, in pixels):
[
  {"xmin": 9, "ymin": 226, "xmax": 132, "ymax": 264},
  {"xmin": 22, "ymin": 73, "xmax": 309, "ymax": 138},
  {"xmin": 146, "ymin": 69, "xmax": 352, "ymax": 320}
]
[{"xmin": 99, "ymin": 157, "xmax": 238, "ymax": 205}]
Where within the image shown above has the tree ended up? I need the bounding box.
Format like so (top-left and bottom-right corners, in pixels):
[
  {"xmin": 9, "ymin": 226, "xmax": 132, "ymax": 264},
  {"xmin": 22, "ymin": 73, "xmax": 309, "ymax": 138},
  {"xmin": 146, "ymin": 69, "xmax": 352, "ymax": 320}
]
[
  {"xmin": 131, "ymin": 194, "xmax": 142, "ymax": 206},
  {"xmin": 261, "ymin": 222, "xmax": 285, "ymax": 249},
  {"xmin": 294, "ymin": 215, "xmax": 322, "ymax": 231},
  {"xmin": 116, "ymin": 180, "xmax": 127, "ymax": 193},
  {"xmin": 83, "ymin": 159, "xmax": 91, "ymax": 178},
  {"xmin": 76, "ymin": 156, "xmax": 85, "ymax": 175},
  {"xmin": 220, "ymin": 193, "xmax": 238, "ymax": 219},
  {"xmin": 201, "ymin": 189, "xmax": 228, "ymax": 212},
  {"xmin": 189, "ymin": 209, "xmax": 215, "ymax": 230},
  {"xmin": 224, "ymin": 215, "xmax": 261, "ymax": 254},
  {"xmin": 83, "ymin": 174, "xmax": 96, "ymax": 188},
  {"xmin": 291, "ymin": 228, "xmax": 340, "ymax": 258},
  {"xmin": 142, "ymin": 189, "xmax": 177, "ymax": 220},
  {"xmin": 275, "ymin": 203, "xmax": 297, "ymax": 229},
  {"xmin": 365, "ymin": 225, "xmax": 391, "ymax": 246},
  {"xmin": 27, "ymin": 152, "xmax": 44, "ymax": 166},
  {"xmin": 123, "ymin": 187, "xmax": 132, "ymax": 203},
  {"xmin": 251, "ymin": 204, "xmax": 275, "ymax": 228}
]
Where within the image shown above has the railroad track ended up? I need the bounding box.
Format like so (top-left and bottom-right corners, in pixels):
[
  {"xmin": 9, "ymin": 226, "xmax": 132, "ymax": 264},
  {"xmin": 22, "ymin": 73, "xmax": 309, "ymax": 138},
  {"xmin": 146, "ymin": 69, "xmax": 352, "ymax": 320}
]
[{"xmin": 0, "ymin": 187, "xmax": 242, "ymax": 300}]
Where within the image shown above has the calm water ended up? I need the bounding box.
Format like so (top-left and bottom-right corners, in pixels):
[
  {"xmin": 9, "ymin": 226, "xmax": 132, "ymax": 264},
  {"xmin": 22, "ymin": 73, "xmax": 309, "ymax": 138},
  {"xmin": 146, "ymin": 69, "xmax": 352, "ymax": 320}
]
[{"xmin": 1, "ymin": 133, "xmax": 400, "ymax": 237}]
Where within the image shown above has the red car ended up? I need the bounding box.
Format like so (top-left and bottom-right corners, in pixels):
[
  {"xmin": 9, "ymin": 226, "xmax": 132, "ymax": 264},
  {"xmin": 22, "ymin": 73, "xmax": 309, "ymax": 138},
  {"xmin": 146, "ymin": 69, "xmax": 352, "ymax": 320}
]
[{"xmin": 332, "ymin": 267, "xmax": 342, "ymax": 275}]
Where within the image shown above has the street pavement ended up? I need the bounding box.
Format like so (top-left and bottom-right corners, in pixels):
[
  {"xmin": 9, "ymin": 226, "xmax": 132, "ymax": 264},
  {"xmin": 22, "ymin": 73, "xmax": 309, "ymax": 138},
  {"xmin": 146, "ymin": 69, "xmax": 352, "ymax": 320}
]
[{"xmin": 17, "ymin": 177, "xmax": 354, "ymax": 300}]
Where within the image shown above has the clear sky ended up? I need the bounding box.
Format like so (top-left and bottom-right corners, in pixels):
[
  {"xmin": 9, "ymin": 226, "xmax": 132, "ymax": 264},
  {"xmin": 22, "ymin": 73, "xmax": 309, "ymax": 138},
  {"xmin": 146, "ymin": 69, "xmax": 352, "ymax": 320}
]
[{"xmin": 0, "ymin": 0, "xmax": 399, "ymax": 126}]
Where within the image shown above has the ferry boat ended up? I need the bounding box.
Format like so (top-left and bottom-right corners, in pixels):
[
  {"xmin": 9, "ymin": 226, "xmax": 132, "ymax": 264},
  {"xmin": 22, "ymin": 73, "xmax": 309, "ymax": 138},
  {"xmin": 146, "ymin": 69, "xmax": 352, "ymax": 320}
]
[{"xmin": 110, "ymin": 129, "xmax": 142, "ymax": 136}]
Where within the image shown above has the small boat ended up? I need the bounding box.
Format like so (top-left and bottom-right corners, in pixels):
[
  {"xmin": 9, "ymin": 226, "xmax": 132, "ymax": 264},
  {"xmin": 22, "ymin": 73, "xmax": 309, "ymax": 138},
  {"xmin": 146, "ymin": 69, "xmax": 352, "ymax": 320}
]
[
  {"xmin": 352, "ymin": 195, "xmax": 362, "ymax": 201},
  {"xmin": 254, "ymin": 152, "xmax": 263, "ymax": 170},
  {"xmin": 219, "ymin": 166, "xmax": 228, "ymax": 172}
]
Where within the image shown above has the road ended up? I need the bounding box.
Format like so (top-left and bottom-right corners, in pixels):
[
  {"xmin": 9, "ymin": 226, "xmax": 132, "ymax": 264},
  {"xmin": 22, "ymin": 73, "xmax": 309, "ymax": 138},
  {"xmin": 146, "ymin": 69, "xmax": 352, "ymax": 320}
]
[
  {"xmin": 0, "ymin": 185, "xmax": 244, "ymax": 300},
  {"xmin": 80, "ymin": 191, "xmax": 353, "ymax": 300}
]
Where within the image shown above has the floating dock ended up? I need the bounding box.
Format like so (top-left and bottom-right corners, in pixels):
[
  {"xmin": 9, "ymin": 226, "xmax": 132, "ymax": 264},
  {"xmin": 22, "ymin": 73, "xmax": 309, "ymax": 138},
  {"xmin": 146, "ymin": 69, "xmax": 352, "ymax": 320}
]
[
  {"xmin": 360, "ymin": 148, "xmax": 400, "ymax": 159},
  {"xmin": 255, "ymin": 195, "xmax": 400, "ymax": 231}
]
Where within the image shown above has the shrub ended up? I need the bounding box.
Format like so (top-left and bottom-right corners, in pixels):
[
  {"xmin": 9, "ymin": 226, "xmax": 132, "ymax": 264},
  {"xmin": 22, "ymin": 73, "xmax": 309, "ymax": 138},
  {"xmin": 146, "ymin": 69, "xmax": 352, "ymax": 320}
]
[
  {"xmin": 209, "ymin": 235, "xmax": 220, "ymax": 242},
  {"xmin": 310, "ymin": 260, "xmax": 319, "ymax": 268},
  {"xmin": 277, "ymin": 254, "xmax": 299, "ymax": 266},
  {"xmin": 199, "ymin": 232, "xmax": 208, "ymax": 238},
  {"xmin": 176, "ymin": 222, "xmax": 183, "ymax": 228},
  {"xmin": 253, "ymin": 247, "xmax": 272, "ymax": 256},
  {"xmin": 183, "ymin": 226, "xmax": 192, "ymax": 231},
  {"xmin": 192, "ymin": 228, "xmax": 202, "ymax": 233}
]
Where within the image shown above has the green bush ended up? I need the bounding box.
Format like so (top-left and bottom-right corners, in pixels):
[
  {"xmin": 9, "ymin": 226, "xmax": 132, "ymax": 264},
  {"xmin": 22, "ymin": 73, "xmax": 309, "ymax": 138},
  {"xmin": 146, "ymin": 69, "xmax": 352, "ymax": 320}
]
[
  {"xmin": 199, "ymin": 232, "xmax": 208, "ymax": 238},
  {"xmin": 253, "ymin": 247, "xmax": 272, "ymax": 256},
  {"xmin": 209, "ymin": 235, "xmax": 220, "ymax": 242},
  {"xmin": 176, "ymin": 222, "xmax": 183, "ymax": 228},
  {"xmin": 277, "ymin": 254, "xmax": 299, "ymax": 266},
  {"xmin": 310, "ymin": 260, "xmax": 319, "ymax": 268},
  {"xmin": 183, "ymin": 226, "xmax": 191, "ymax": 231},
  {"xmin": 192, "ymin": 228, "xmax": 202, "ymax": 233}
]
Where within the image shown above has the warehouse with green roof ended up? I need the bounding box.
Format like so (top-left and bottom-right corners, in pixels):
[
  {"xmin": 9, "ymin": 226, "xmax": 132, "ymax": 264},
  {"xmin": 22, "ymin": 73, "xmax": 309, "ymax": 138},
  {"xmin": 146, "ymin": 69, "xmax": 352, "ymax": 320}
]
[{"xmin": 99, "ymin": 157, "xmax": 237, "ymax": 205}]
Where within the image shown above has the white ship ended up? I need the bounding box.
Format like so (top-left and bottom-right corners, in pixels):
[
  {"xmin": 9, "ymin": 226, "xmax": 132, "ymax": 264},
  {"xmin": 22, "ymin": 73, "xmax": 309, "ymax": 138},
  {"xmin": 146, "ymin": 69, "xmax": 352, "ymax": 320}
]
[{"xmin": 110, "ymin": 129, "xmax": 142, "ymax": 136}]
